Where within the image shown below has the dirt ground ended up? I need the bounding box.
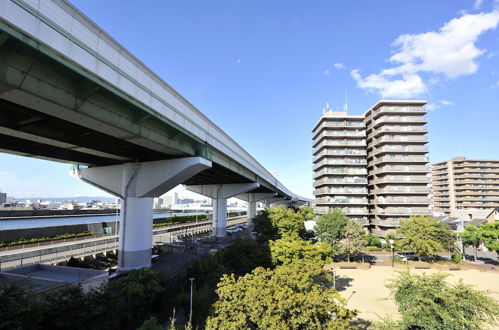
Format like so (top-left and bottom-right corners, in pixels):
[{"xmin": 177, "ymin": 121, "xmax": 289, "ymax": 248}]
[{"xmin": 334, "ymin": 267, "xmax": 499, "ymax": 328}]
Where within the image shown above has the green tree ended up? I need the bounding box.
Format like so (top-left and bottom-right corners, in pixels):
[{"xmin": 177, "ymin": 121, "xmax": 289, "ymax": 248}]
[
  {"xmin": 269, "ymin": 236, "xmax": 332, "ymax": 267},
  {"xmin": 378, "ymin": 270, "xmax": 499, "ymax": 330},
  {"xmin": 460, "ymin": 224, "xmax": 481, "ymax": 261},
  {"xmin": 253, "ymin": 207, "xmax": 306, "ymax": 241},
  {"xmin": 298, "ymin": 206, "xmax": 315, "ymax": 221},
  {"xmin": 338, "ymin": 221, "xmax": 367, "ymax": 262},
  {"xmin": 396, "ymin": 216, "xmax": 456, "ymax": 261},
  {"xmin": 479, "ymin": 222, "xmax": 499, "ymax": 254},
  {"xmin": 363, "ymin": 233, "xmax": 382, "ymax": 247},
  {"xmin": 205, "ymin": 261, "xmax": 357, "ymax": 329},
  {"xmin": 110, "ymin": 267, "xmax": 165, "ymax": 326},
  {"xmin": 315, "ymin": 208, "xmax": 349, "ymax": 244}
]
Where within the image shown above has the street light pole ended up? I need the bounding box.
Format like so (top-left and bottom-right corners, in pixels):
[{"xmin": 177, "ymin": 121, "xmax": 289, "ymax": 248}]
[
  {"xmin": 389, "ymin": 239, "xmax": 395, "ymax": 268},
  {"xmin": 189, "ymin": 277, "xmax": 195, "ymax": 325}
]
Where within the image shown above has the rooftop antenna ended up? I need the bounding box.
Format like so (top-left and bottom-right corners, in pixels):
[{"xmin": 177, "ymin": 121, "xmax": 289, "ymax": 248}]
[
  {"xmin": 343, "ymin": 88, "xmax": 348, "ymax": 113},
  {"xmin": 323, "ymin": 102, "xmax": 331, "ymax": 115}
]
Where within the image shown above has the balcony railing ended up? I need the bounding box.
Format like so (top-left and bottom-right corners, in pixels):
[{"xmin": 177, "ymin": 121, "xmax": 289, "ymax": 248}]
[
  {"xmin": 375, "ymin": 197, "xmax": 430, "ymax": 204},
  {"xmin": 373, "ymin": 136, "xmax": 428, "ymax": 144},
  {"xmin": 375, "ymin": 207, "xmax": 431, "ymax": 215},
  {"xmin": 314, "ymin": 177, "xmax": 368, "ymax": 186},
  {"xmin": 315, "ymin": 198, "xmax": 368, "ymax": 204},
  {"xmin": 372, "ymin": 106, "xmax": 426, "ymax": 119}
]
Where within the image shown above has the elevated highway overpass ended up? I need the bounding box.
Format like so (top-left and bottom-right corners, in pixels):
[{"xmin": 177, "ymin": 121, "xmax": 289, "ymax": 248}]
[{"xmin": 0, "ymin": 0, "xmax": 310, "ymax": 270}]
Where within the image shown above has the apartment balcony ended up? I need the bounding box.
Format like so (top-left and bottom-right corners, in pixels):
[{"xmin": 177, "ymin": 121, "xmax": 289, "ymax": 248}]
[
  {"xmin": 454, "ymin": 184, "xmax": 499, "ymax": 190},
  {"xmin": 454, "ymin": 179, "xmax": 499, "ymax": 185},
  {"xmin": 372, "ymin": 126, "xmax": 428, "ymax": 138},
  {"xmin": 372, "ymin": 105, "xmax": 426, "ymax": 119},
  {"xmin": 314, "ymin": 207, "xmax": 369, "ymax": 217},
  {"xmin": 375, "ymin": 207, "xmax": 431, "ymax": 216},
  {"xmin": 375, "ymin": 197, "xmax": 430, "ymax": 205},
  {"xmin": 453, "ymin": 162, "xmax": 499, "ymax": 169},
  {"xmin": 313, "ymin": 168, "xmax": 368, "ymax": 178},
  {"xmin": 373, "ymin": 165, "xmax": 429, "ymax": 175},
  {"xmin": 313, "ymin": 177, "xmax": 368, "ymax": 187},
  {"xmin": 457, "ymin": 202, "xmax": 499, "ymax": 208},
  {"xmin": 371, "ymin": 176, "xmax": 431, "ymax": 185},
  {"xmin": 314, "ymin": 187, "xmax": 368, "ymax": 195},
  {"xmin": 375, "ymin": 186, "xmax": 431, "ymax": 194},
  {"xmin": 373, "ymin": 146, "xmax": 428, "ymax": 156},
  {"xmin": 374, "ymin": 136, "xmax": 428, "ymax": 145},
  {"xmin": 459, "ymin": 174, "xmax": 499, "ymax": 179},
  {"xmin": 458, "ymin": 196, "xmax": 499, "ymax": 202},
  {"xmin": 455, "ymin": 190, "xmax": 499, "ymax": 196},
  {"xmin": 313, "ymin": 131, "xmax": 366, "ymax": 144},
  {"xmin": 313, "ymin": 158, "xmax": 367, "ymax": 170},
  {"xmin": 328, "ymin": 140, "xmax": 367, "ymax": 147},
  {"xmin": 315, "ymin": 197, "xmax": 369, "ymax": 205},
  {"xmin": 371, "ymin": 219, "xmax": 401, "ymax": 227},
  {"xmin": 373, "ymin": 116, "xmax": 426, "ymax": 128},
  {"xmin": 373, "ymin": 156, "xmax": 429, "ymax": 166},
  {"xmin": 313, "ymin": 149, "xmax": 367, "ymax": 161},
  {"xmin": 432, "ymin": 180, "xmax": 450, "ymax": 186},
  {"xmin": 454, "ymin": 168, "xmax": 499, "ymax": 175}
]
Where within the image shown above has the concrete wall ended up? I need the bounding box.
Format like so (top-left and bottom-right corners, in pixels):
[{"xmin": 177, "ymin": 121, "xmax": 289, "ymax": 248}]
[
  {"xmin": 0, "ymin": 208, "xmax": 117, "ymax": 219},
  {"xmin": 0, "ymin": 222, "xmax": 118, "ymax": 243}
]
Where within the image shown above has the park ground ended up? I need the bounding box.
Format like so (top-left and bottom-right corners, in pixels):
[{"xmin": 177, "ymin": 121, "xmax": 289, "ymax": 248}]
[{"xmin": 335, "ymin": 267, "xmax": 499, "ymax": 329}]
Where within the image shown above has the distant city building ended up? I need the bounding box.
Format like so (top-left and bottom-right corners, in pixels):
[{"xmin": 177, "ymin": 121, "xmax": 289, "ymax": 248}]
[
  {"xmin": 173, "ymin": 192, "xmax": 178, "ymax": 204},
  {"xmin": 0, "ymin": 192, "xmax": 7, "ymax": 205},
  {"xmin": 312, "ymin": 100, "xmax": 431, "ymax": 236},
  {"xmin": 432, "ymin": 157, "xmax": 499, "ymax": 219}
]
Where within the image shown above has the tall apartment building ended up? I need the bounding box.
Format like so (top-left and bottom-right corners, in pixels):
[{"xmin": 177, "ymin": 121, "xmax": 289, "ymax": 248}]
[
  {"xmin": 432, "ymin": 157, "xmax": 499, "ymax": 219},
  {"xmin": 312, "ymin": 100, "xmax": 431, "ymax": 236}
]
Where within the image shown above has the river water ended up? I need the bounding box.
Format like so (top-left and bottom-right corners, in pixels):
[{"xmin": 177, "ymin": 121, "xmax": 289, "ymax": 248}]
[{"xmin": 0, "ymin": 212, "xmax": 208, "ymax": 230}]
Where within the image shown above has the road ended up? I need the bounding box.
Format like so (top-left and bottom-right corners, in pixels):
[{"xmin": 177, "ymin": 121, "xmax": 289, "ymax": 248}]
[{"xmin": 0, "ymin": 217, "xmax": 247, "ymax": 270}]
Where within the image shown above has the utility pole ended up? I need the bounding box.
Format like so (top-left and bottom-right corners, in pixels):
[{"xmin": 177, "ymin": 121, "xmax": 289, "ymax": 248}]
[
  {"xmin": 189, "ymin": 277, "xmax": 195, "ymax": 325},
  {"xmin": 389, "ymin": 239, "xmax": 395, "ymax": 268}
]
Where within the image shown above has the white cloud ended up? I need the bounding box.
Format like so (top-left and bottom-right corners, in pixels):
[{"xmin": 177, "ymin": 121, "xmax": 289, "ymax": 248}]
[
  {"xmin": 491, "ymin": 81, "xmax": 499, "ymax": 88},
  {"xmin": 425, "ymin": 103, "xmax": 439, "ymax": 111},
  {"xmin": 474, "ymin": 0, "xmax": 484, "ymax": 9},
  {"xmin": 351, "ymin": 69, "xmax": 427, "ymax": 98},
  {"xmin": 440, "ymin": 100, "xmax": 454, "ymax": 106},
  {"xmin": 333, "ymin": 63, "xmax": 346, "ymax": 69},
  {"xmin": 323, "ymin": 69, "xmax": 331, "ymax": 75},
  {"xmin": 352, "ymin": 10, "xmax": 499, "ymax": 98}
]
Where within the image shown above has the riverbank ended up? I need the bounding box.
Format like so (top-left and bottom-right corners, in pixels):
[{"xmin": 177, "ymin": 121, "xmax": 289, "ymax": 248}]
[{"xmin": 0, "ymin": 208, "xmax": 185, "ymax": 220}]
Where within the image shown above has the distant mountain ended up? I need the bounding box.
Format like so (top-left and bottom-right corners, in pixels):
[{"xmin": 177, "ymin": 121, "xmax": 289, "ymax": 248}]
[{"xmin": 14, "ymin": 196, "xmax": 117, "ymax": 203}]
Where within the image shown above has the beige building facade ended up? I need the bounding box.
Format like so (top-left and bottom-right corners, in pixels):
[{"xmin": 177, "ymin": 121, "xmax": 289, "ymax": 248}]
[
  {"xmin": 432, "ymin": 157, "xmax": 499, "ymax": 219},
  {"xmin": 312, "ymin": 100, "xmax": 431, "ymax": 236}
]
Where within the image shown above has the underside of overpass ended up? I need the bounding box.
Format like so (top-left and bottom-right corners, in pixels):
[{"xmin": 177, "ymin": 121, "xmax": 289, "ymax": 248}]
[{"xmin": 0, "ymin": 25, "xmax": 278, "ymax": 195}]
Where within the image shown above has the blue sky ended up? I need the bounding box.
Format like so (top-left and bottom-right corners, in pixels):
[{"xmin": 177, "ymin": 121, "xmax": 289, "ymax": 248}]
[{"xmin": 1, "ymin": 0, "xmax": 498, "ymax": 199}]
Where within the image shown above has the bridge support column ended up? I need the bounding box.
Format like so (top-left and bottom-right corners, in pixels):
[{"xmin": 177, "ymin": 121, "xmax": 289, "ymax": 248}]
[
  {"xmin": 234, "ymin": 193, "xmax": 276, "ymax": 224},
  {"xmin": 75, "ymin": 157, "xmax": 211, "ymax": 270},
  {"xmin": 186, "ymin": 183, "xmax": 260, "ymax": 237}
]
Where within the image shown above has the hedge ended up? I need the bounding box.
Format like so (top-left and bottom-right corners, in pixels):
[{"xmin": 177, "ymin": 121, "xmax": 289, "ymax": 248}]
[
  {"xmin": 153, "ymin": 214, "xmax": 209, "ymax": 227},
  {"xmin": 0, "ymin": 231, "xmax": 93, "ymax": 248}
]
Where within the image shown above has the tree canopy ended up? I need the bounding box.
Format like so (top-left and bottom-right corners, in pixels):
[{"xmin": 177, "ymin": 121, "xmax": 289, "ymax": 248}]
[
  {"xmin": 376, "ymin": 270, "xmax": 499, "ymax": 330},
  {"xmin": 460, "ymin": 224, "xmax": 482, "ymax": 261},
  {"xmin": 314, "ymin": 208, "xmax": 349, "ymax": 244},
  {"xmin": 205, "ymin": 261, "xmax": 357, "ymax": 329},
  {"xmin": 338, "ymin": 221, "xmax": 367, "ymax": 261},
  {"xmin": 396, "ymin": 216, "xmax": 456, "ymax": 260},
  {"xmin": 253, "ymin": 207, "xmax": 306, "ymax": 241},
  {"xmin": 478, "ymin": 222, "xmax": 499, "ymax": 254},
  {"xmin": 269, "ymin": 235, "xmax": 332, "ymax": 267}
]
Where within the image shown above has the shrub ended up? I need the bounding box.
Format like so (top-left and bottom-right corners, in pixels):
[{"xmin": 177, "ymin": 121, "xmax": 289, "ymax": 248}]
[{"xmin": 451, "ymin": 253, "xmax": 462, "ymax": 264}]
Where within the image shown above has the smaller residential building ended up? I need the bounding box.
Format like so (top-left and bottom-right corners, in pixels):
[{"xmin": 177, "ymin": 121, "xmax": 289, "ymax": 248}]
[
  {"xmin": 432, "ymin": 157, "xmax": 499, "ymax": 219},
  {"xmin": 486, "ymin": 208, "xmax": 499, "ymax": 223}
]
